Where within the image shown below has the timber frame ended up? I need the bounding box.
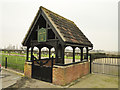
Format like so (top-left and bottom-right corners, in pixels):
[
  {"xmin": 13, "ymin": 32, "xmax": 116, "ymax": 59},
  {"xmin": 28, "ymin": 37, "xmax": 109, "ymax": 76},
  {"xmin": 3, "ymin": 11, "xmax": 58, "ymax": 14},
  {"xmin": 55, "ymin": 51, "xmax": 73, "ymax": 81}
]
[{"xmin": 22, "ymin": 6, "xmax": 93, "ymax": 65}]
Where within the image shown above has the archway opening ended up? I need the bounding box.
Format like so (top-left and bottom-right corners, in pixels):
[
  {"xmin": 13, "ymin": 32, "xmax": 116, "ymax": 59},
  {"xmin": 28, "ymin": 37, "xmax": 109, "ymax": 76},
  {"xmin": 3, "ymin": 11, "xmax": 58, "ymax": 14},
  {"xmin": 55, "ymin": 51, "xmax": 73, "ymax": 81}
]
[
  {"xmin": 65, "ymin": 46, "xmax": 73, "ymax": 64},
  {"xmin": 83, "ymin": 47, "xmax": 86, "ymax": 60},
  {"xmin": 33, "ymin": 46, "xmax": 39, "ymax": 59},
  {"xmin": 41, "ymin": 47, "xmax": 49, "ymax": 59},
  {"xmin": 51, "ymin": 47, "xmax": 55, "ymax": 58},
  {"xmin": 28, "ymin": 47, "xmax": 31, "ymax": 61},
  {"xmin": 75, "ymin": 47, "xmax": 80, "ymax": 62}
]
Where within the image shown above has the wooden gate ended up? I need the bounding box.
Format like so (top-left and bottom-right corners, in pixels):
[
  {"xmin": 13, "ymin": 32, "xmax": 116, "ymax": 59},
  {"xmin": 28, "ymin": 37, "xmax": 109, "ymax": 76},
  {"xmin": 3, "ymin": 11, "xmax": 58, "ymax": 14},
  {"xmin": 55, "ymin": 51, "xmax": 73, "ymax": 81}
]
[{"xmin": 32, "ymin": 55, "xmax": 53, "ymax": 83}]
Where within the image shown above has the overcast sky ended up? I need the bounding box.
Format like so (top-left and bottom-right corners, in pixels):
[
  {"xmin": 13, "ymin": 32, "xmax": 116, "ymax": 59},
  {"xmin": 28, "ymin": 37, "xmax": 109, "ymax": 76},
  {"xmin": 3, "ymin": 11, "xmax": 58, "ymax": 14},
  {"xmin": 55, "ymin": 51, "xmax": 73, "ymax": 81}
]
[{"xmin": 0, "ymin": 0, "xmax": 119, "ymax": 51}]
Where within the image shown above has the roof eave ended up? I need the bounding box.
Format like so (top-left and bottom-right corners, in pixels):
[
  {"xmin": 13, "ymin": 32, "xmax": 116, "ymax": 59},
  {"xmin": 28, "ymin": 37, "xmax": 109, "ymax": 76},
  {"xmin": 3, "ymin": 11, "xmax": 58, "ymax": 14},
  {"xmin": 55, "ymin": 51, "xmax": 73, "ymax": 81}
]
[{"xmin": 65, "ymin": 41, "xmax": 93, "ymax": 48}]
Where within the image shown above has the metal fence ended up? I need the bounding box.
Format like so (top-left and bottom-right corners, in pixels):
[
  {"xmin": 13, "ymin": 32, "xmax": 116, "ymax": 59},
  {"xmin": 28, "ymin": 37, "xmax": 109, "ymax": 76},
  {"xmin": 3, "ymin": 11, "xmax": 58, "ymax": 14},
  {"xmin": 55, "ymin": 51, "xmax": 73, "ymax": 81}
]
[
  {"xmin": 92, "ymin": 57, "xmax": 120, "ymax": 76},
  {"xmin": 2, "ymin": 55, "xmax": 25, "ymax": 73}
]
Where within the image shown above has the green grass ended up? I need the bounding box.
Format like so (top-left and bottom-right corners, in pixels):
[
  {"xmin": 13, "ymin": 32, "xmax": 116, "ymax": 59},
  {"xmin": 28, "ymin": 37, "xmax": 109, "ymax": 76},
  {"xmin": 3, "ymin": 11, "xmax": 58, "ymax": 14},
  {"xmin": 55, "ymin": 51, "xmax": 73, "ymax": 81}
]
[{"xmin": 2, "ymin": 54, "xmax": 26, "ymax": 72}]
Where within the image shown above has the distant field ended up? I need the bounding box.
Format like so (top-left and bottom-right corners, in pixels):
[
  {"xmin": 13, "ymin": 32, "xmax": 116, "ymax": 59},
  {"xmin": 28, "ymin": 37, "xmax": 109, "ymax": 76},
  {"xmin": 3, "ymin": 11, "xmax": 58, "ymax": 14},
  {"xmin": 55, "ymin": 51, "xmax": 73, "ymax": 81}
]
[
  {"xmin": 2, "ymin": 51, "xmax": 83, "ymax": 59},
  {"xmin": 2, "ymin": 54, "xmax": 25, "ymax": 72}
]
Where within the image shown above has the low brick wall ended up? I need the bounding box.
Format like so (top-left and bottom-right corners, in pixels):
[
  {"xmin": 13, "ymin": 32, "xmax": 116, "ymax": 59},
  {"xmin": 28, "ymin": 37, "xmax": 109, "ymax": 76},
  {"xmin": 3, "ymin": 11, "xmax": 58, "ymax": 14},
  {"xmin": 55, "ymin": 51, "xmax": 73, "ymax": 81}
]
[
  {"xmin": 24, "ymin": 62, "xmax": 32, "ymax": 78},
  {"xmin": 52, "ymin": 61, "xmax": 90, "ymax": 85}
]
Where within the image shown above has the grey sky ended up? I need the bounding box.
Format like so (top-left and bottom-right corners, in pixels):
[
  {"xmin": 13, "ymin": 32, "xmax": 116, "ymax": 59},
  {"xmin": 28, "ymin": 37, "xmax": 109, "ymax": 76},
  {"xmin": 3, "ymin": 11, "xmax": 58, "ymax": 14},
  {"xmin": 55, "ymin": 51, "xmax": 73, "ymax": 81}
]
[{"xmin": 0, "ymin": 0, "xmax": 119, "ymax": 51}]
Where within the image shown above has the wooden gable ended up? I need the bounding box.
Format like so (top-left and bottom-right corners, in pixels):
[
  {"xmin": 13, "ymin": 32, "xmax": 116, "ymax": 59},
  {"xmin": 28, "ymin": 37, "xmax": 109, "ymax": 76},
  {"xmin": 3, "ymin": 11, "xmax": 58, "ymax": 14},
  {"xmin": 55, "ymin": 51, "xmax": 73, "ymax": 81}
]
[{"xmin": 22, "ymin": 6, "xmax": 93, "ymax": 48}]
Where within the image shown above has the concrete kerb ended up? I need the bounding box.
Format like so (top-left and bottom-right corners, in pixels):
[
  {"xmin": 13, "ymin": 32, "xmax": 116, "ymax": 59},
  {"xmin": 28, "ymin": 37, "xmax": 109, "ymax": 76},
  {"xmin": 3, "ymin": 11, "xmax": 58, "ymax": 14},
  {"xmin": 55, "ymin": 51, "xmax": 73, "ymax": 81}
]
[{"xmin": 1, "ymin": 67, "xmax": 24, "ymax": 77}]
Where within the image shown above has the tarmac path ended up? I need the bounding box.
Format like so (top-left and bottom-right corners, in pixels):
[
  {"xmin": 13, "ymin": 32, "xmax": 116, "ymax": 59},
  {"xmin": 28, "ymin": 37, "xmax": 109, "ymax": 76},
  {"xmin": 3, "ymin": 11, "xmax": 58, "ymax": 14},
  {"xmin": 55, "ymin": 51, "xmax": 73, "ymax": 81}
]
[{"xmin": 1, "ymin": 69, "xmax": 22, "ymax": 89}]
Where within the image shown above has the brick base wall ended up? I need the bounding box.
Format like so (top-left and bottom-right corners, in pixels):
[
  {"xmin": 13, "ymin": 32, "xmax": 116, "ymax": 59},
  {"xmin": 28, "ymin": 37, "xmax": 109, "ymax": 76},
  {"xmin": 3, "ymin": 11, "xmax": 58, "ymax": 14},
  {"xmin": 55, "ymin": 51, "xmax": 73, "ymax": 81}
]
[
  {"xmin": 24, "ymin": 60, "xmax": 90, "ymax": 86},
  {"xmin": 53, "ymin": 61, "xmax": 90, "ymax": 85},
  {"xmin": 24, "ymin": 62, "xmax": 32, "ymax": 78}
]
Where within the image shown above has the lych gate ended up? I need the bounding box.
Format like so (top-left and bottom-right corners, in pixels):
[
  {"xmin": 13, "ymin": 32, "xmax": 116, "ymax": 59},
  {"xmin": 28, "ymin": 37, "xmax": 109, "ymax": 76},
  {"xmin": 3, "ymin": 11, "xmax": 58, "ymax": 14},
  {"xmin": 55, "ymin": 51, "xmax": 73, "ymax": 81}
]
[{"xmin": 22, "ymin": 6, "xmax": 93, "ymax": 85}]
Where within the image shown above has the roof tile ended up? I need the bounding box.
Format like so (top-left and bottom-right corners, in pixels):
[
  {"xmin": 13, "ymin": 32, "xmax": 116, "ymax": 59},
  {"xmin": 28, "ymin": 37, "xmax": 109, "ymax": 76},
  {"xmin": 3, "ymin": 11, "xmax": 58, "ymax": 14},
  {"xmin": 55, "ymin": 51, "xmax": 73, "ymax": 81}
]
[{"xmin": 41, "ymin": 7, "xmax": 93, "ymax": 46}]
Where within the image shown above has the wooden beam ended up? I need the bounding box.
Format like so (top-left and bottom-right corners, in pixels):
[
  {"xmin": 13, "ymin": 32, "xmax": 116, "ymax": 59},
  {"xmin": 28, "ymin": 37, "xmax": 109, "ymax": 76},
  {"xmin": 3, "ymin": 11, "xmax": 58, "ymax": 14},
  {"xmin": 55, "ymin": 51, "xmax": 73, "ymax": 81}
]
[
  {"xmin": 49, "ymin": 48, "xmax": 51, "ymax": 59},
  {"xmin": 39, "ymin": 47, "xmax": 41, "ymax": 60},
  {"xmin": 61, "ymin": 46, "xmax": 65, "ymax": 64},
  {"xmin": 86, "ymin": 47, "xmax": 88, "ymax": 61},
  {"xmin": 31, "ymin": 47, "xmax": 34, "ymax": 61},
  {"xmin": 55, "ymin": 42, "xmax": 58, "ymax": 63},
  {"xmin": 26, "ymin": 46, "xmax": 29, "ymax": 61},
  {"xmin": 80, "ymin": 47, "xmax": 83, "ymax": 61},
  {"xmin": 72, "ymin": 47, "xmax": 75, "ymax": 62},
  {"xmin": 30, "ymin": 39, "xmax": 59, "ymax": 48}
]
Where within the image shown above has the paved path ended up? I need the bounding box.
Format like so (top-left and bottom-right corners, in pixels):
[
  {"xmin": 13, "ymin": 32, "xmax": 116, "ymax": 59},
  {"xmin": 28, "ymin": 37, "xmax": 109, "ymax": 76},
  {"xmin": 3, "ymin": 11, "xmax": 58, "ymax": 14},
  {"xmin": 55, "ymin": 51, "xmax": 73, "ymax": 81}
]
[
  {"xmin": 8, "ymin": 73, "xmax": 118, "ymax": 88},
  {"xmin": 1, "ymin": 69, "xmax": 118, "ymax": 88},
  {"xmin": 69, "ymin": 74, "xmax": 118, "ymax": 88},
  {"xmin": 1, "ymin": 69, "xmax": 22, "ymax": 89}
]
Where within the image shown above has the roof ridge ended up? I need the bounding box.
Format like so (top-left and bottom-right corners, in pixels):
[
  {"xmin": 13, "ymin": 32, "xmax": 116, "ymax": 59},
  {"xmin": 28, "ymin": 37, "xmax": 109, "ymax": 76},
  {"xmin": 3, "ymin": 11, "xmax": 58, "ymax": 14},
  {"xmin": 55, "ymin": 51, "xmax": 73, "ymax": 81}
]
[{"xmin": 40, "ymin": 6, "xmax": 75, "ymax": 24}]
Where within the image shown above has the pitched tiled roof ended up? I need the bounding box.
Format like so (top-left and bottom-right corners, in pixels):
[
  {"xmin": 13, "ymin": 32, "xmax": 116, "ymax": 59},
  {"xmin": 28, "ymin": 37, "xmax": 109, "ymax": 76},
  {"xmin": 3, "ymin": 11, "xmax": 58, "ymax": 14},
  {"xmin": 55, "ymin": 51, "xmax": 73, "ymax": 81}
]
[
  {"xmin": 41, "ymin": 7, "xmax": 93, "ymax": 47},
  {"xmin": 22, "ymin": 6, "xmax": 93, "ymax": 47}
]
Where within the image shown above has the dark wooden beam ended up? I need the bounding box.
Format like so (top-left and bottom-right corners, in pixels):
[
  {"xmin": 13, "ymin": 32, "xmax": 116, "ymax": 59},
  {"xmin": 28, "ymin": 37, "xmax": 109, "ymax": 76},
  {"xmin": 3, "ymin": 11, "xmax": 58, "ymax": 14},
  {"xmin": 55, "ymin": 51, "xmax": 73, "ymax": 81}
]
[
  {"xmin": 49, "ymin": 48, "xmax": 51, "ymax": 59},
  {"xmin": 86, "ymin": 47, "xmax": 88, "ymax": 61},
  {"xmin": 30, "ymin": 39, "xmax": 59, "ymax": 48},
  {"xmin": 55, "ymin": 42, "xmax": 58, "ymax": 63},
  {"xmin": 61, "ymin": 46, "xmax": 65, "ymax": 64},
  {"xmin": 39, "ymin": 47, "xmax": 41, "ymax": 60},
  {"xmin": 31, "ymin": 47, "xmax": 34, "ymax": 61},
  {"xmin": 66, "ymin": 42, "xmax": 93, "ymax": 48},
  {"xmin": 26, "ymin": 46, "xmax": 29, "ymax": 61},
  {"xmin": 72, "ymin": 47, "xmax": 75, "ymax": 62},
  {"xmin": 46, "ymin": 22, "xmax": 48, "ymax": 40},
  {"xmin": 80, "ymin": 47, "xmax": 83, "ymax": 61}
]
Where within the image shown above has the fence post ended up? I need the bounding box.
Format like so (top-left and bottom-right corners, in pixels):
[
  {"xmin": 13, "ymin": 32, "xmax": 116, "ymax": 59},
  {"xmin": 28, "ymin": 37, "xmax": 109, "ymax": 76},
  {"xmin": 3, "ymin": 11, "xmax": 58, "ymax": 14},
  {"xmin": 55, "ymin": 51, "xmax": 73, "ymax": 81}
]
[
  {"xmin": 51, "ymin": 56, "xmax": 53, "ymax": 68},
  {"xmin": 51, "ymin": 56, "xmax": 54, "ymax": 83},
  {"xmin": 90, "ymin": 54, "xmax": 92, "ymax": 73},
  {"xmin": 5, "ymin": 57, "xmax": 7, "ymax": 69}
]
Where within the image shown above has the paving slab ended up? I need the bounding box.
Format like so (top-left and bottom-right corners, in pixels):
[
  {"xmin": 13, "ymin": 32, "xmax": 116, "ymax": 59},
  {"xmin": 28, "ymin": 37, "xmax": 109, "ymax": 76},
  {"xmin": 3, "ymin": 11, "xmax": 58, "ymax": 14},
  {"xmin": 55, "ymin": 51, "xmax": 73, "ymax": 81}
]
[
  {"xmin": 69, "ymin": 74, "xmax": 118, "ymax": 88},
  {"xmin": 1, "ymin": 68, "xmax": 118, "ymax": 89},
  {"xmin": 1, "ymin": 69, "xmax": 22, "ymax": 89}
]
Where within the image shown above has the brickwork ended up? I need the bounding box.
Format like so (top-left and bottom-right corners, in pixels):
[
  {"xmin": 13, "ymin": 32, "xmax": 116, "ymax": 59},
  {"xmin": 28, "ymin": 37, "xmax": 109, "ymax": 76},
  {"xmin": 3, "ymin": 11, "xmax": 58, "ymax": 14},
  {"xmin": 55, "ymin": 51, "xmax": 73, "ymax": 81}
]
[
  {"xmin": 24, "ymin": 60, "xmax": 90, "ymax": 85},
  {"xmin": 24, "ymin": 62, "xmax": 32, "ymax": 78},
  {"xmin": 53, "ymin": 62, "xmax": 90, "ymax": 85}
]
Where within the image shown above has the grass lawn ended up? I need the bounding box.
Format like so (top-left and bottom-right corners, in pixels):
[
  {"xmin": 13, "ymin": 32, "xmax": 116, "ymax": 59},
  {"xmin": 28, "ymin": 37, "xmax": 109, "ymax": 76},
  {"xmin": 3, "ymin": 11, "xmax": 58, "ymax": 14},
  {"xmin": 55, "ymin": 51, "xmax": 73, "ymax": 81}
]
[{"xmin": 2, "ymin": 54, "xmax": 26, "ymax": 72}]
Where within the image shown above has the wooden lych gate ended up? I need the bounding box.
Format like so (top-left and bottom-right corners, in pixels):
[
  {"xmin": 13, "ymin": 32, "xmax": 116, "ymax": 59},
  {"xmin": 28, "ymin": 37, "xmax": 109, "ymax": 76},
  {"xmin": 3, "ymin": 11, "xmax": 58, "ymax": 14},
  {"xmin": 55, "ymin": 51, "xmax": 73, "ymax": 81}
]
[{"xmin": 22, "ymin": 6, "xmax": 93, "ymax": 83}]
